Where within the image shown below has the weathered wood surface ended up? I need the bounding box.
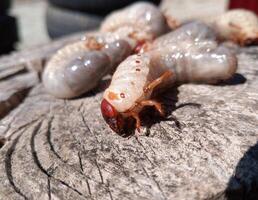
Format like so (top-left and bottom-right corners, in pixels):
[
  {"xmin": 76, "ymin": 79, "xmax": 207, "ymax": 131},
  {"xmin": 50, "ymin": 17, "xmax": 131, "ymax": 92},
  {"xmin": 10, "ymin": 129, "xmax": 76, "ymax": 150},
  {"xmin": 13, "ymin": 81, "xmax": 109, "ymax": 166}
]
[{"xmin": 0, "ymin": 35, "xmax": 257, "ymax": 200}]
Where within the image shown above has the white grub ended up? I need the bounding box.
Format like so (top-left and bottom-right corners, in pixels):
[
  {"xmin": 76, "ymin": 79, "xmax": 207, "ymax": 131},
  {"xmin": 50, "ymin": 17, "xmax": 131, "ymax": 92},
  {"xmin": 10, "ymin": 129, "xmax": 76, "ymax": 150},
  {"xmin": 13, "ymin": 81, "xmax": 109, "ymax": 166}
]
[
  {"xmin": 43, "ymin": 2, "xmax": 168, "ymax": 99},
  {"xmin": 100, "ymin": 2, "xmax": 170, "ymax": 41},
  {"xmin": 150, "ymin": 21, "xmax": 217, "ymax": 50},
  {"xmin": 213, "ymin": 9, "xmax": 258, "ymax": 45},
  {"xmin": 43, "ymin": 39, "xmax": 131, "ymax": 99},
  {"xmin": 103, "ymin": 22, "xmax": 237, "ymax": 113}
]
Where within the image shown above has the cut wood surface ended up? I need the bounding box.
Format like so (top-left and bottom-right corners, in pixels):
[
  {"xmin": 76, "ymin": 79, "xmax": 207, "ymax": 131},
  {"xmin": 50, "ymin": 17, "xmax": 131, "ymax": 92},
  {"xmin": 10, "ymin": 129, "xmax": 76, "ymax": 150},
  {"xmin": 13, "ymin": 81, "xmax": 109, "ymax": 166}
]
[{"xmin": 0, "ymin": 34, "xmax": 257, "ymax": 200}]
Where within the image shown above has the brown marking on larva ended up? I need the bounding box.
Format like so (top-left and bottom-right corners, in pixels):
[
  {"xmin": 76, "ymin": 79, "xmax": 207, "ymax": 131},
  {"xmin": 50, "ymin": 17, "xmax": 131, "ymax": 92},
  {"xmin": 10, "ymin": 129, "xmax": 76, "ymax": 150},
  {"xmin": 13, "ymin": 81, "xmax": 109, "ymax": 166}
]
[
  {"xmin": 136, "ymin": 68, "xmax": 141, "ymax": 72},
  {"xmin": 228, "ymin": 22, "xmax": 242, "ymax": 31},
  {"xmin": 108, "ymin": 91, "xmax": 119, "ymax": 100},
  {"xmin": 85, "ymin": 36, "xmax": 104, "ymax": 50},
  {"xmin": 135, "ymin": 60, "xmax": 140, "ymax": 63},
  {"xmin": 165, "ymin": 14, "xmax": 180, "ymax": 29},
  {"xmin": 120, "ymin": 93, "xmax": 125, "ymax": 98},
  {"xmin": 131, "ymin": 81, "xmax": 135, "ymax": 85}
]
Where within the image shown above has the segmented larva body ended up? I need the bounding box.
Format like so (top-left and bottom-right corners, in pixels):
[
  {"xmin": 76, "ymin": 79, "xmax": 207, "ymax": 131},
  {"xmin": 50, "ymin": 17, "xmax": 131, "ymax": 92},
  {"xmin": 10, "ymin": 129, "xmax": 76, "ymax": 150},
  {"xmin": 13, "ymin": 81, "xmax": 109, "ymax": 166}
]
[
  {"xmin": 151, "ymin": 21, "xmax": 217, "ymax": 48},
  {"xmin": 43, "ymin": 39, "xmax": 131, "ymax": 98},
  {"xmin": 101, "ymin": 22, "xmax": 238, "ymax": 134},
  {"xmin": 103, "ymin": 41, "xmax": 236, "ymax": 113},
  {"xmin": 43, "ymin": 2, "xmax": 170, "ymax": 98},
  {"xmin": 213, "ymin": 9, "xmax": 258, "ymax": 45},
  {"xmin": 100, "ymin": 2, "xmax": 169, "ymax": 41}
]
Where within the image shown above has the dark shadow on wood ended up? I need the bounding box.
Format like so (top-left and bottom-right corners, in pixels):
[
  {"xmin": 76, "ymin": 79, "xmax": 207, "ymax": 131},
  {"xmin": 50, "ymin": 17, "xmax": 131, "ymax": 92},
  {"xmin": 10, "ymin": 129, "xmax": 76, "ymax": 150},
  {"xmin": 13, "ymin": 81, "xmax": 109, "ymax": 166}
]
[
  {"xmin": 0, "ymin": 68, "xmax": 28, "ymax": 82},
  {"xmin": 0, "ymin": 137, "xmax": 6, "ymax": 149},
  {"xmin": 140, "ymin": 72, "xmax": 246, "ymax": 134},
  {"xmin": 119, "ymin": 86, "xmax": 201, "ymax": 138},
  {"xmin": 140, "ymin": 87, "xmax": 180, "ymax": 130},
  {"xmin": 224, "ymin": 141, "xmax": 258, "ymax": 200},
  {"xmin": 216, "ymin": 73, "xmax": 247, "ymax": 86}
]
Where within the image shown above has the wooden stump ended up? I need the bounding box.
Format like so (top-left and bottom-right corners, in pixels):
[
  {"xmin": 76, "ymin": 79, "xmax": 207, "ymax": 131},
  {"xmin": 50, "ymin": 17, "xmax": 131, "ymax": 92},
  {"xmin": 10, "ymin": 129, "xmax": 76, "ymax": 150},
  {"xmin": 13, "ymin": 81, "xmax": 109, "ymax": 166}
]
[{"xmin": 0, "ymin": 35, "xmax": 257, "ymax": 200}]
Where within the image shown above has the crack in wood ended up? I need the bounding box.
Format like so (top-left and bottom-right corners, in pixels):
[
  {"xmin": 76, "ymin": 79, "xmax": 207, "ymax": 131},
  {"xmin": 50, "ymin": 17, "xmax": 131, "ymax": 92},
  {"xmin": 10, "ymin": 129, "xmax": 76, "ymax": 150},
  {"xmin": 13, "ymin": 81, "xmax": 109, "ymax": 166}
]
[
  {"xmin": 5, "ymin": 115, "xmax": 45, "ymax": 140},
  {"xmin": 46, "ymin": 116, "xmax": 62, "ymax": 160},
  {"xmin": 80, "ymin": 112, "xmax": 99, "ymax": 143},
  {"xmin": 142, "ymin": 166, "xmax": 167, "ymax": 200},
  {"xmin": 5, "ymin": 133, "xmax": 28, "ymax": 199},
  {"xmin": 0, "ymin": 67, "xmax": 27, "ymax": 82},
  {"xmin": 135, "ymin": 139, "xmax": 155, "ymax": 167},
  {"xmin": 78, "ymin": 151, "xmax": 84, "ymax": 173},
  {"xmin": 0, "ymin": 137, "xmax": 6, "ymax": 149},
  {"xmin": 86, "ymin": 179, "xmax": 92, "ymax": 196},
  {"xmin": 95, "ymin": 159, "xmax": 104, "ymax": 184},
  {"xmin": 30, "ymin": 120, "xmax": 86, "ymax": 197},
  {"xmin": 0, "ymin": 88, "xmax": 31, "ymax": 120},
  {"xmin": 47, "ymin": 177, "xmax": 51, "ymax": 200},
  {"xmin": 106, "ymin": 180, "xmax": 114, "ymax": 200}
]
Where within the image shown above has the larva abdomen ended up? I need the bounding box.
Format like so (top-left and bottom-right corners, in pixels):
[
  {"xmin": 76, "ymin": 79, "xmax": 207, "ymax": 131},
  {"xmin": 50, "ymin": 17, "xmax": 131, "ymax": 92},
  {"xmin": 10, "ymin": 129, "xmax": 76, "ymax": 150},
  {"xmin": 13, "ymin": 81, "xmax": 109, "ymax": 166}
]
[
  {"xmin": 151, "ymin": 44, "xmax": 237, "ymax": 84},
  {"xmin": 104, "ymin": 54, "xmax": 152, "ymax": 112},
  {"xmin": 43, "ymin": 39, "xmax": 131, "ymax": 98}
]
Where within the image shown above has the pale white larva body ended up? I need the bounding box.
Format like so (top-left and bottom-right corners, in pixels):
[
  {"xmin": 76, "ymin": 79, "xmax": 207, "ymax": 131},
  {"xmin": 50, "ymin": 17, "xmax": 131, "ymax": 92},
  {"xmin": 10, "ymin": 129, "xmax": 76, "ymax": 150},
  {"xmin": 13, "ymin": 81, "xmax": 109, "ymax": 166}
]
[
  {"xmin": 100, "ymin": 2, "xmax": 169, "ymax": 41},
  {"xmin": 103, "ymin": 54, "xmax": 169, "ymax": 113},
  {"xmin": 103, "ymin": 22, "xmax": 237, "ymax": 114},
  {"xmin": 43, "ymin": 38, "xmax": 131, "ymax": 98},
  {"xmin": 151, "ymin": 21, "xmax": 217, "ymax": 48},
  {"xmin": 151, "ymin": 40, "xmax": 237, "ymax": 84},
  {"xmin": 213, "ymin": 9, "xmax": 258, "ymax": 45},
  {"xmin": 43, "ymin": 2, "xmax": 170, "ymax": 99}
]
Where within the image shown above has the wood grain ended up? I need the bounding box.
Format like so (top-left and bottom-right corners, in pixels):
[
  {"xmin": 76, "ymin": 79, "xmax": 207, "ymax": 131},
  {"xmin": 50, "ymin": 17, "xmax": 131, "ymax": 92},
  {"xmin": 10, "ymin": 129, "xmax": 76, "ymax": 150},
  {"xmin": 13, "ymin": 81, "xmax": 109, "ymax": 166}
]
[{"xmin": 0, "ymin": 36, "xmax": 257, "ymax": 199}]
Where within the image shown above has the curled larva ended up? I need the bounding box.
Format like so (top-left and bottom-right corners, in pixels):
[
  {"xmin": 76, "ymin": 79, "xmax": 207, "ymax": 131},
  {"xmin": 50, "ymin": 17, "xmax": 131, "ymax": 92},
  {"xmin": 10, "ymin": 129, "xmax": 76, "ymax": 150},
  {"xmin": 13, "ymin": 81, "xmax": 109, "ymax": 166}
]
[
  {"xmin": 43, "ymin": 39, "xmax": 131, "ymax": 98},
  {"xmin": 43, "ymin": 2, "xmax": 169, "ymax": 99},
  {"xmin": 213, "ymin": 9, "xmax": 258, "ymax": 45},
  {"xmin": 101, "ymin": 22, "xmax": 238, "ymax": 135}
]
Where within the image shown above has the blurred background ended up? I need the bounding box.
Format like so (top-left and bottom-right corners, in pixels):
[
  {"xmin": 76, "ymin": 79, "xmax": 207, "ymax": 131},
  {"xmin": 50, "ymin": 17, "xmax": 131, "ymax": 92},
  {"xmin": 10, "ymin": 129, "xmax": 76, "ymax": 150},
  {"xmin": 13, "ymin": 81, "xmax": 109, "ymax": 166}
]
[{"xmin": 1, "ymin": 0, "xmax": 256, "ymax": 55}]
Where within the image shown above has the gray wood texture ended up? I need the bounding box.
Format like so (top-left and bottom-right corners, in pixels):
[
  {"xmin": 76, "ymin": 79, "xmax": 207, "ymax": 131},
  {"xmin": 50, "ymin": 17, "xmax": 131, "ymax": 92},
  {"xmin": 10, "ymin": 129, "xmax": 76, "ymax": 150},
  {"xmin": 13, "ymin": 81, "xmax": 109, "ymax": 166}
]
[{"xmin": 0, "ymin": 35, "xmax": 257, "ymax": 200}]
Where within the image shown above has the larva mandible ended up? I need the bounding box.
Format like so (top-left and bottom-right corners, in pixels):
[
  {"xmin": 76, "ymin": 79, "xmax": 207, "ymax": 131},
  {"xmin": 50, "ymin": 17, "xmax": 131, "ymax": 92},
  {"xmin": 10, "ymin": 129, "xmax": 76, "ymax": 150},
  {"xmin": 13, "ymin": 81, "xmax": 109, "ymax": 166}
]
[
  {"xmin": 101, "ymin": 21, "xmax": 238, "ymax": 135},
  {"xmin": 43, "ymin": 2, "xmax": 171, "ymax": 99}
]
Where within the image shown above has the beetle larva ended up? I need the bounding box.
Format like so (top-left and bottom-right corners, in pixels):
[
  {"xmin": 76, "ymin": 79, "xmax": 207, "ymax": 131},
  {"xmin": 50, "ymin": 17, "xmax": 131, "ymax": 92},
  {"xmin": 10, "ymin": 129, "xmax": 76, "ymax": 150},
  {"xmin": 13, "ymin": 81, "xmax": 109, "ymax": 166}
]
[
  {"xmin": 100, "ymin": 2, "xmax": 169, "ymax": 42},
  {"xmin": 43, "ymin": 39, "xmax": 132, "ymax": 98},
  {"xmin": 43, "ymin": 2, "xmax": 171, "ymax": 98},
  {"xmin": 101, "ymin": 21, "xmax": 238, "ymax": 135},
  {"xmin": 213, "ymin": 9, "xmax": 258, "ymax": 46}
]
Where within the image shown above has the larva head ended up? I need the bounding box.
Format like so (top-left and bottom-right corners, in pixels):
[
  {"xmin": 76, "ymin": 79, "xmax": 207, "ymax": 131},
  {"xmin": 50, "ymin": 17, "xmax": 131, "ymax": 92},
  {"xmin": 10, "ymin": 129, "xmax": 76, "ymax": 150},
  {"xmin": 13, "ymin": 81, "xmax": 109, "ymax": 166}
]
[{"xmin": 101, "ymin": 99, "xmax": 125, "ymax": 135}]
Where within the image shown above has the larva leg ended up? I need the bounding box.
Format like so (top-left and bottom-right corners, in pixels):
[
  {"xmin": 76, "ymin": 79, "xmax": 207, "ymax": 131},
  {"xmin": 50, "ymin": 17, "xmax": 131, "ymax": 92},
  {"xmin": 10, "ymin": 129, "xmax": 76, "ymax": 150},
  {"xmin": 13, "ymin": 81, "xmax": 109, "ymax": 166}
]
[
  {"xmin": 130, "ymin": 112, "xmax": 141, "ymax": 132},
  {"xmin": 144, "ymin": 70, "xmax": 173, "ymax": 93},
  {"xmin": 139, "ymin": 100, "xmax": 164, "ymax": 116}
]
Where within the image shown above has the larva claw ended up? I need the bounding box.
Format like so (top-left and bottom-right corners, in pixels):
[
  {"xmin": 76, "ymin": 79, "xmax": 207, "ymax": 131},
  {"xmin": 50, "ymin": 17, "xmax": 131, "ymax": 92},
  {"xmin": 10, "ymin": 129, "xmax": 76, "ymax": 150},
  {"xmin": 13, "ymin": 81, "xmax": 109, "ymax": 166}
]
[
  {"xmin": 130, "ymin": 112, "xmax": 141, "ymax": 132},
  {"xmin": 139, "ymin": 100, "xmax": 164, "ymax": 117},
  {"xmin": 144, "ymin": 71, "xmax": 173, "ymax": 93}
]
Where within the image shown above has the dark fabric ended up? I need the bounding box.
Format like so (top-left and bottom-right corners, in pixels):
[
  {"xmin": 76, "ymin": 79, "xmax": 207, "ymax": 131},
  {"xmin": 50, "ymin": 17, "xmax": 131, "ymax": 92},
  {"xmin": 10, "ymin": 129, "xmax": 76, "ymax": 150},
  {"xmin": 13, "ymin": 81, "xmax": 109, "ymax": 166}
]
[
  {"xmin": 0, "ymin": 0, "xmax": 11, "ymax": 14},
  {"xmin": 228, "ymin": 0, "xmax": 258, "ymax": 14},
  {"xmin": 48, "ymin": 0, "xmax": 161, "ymax": 15},
  {"xmin": 0, "ymin": 15, "xmax": 18, "ymax": 54}
]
